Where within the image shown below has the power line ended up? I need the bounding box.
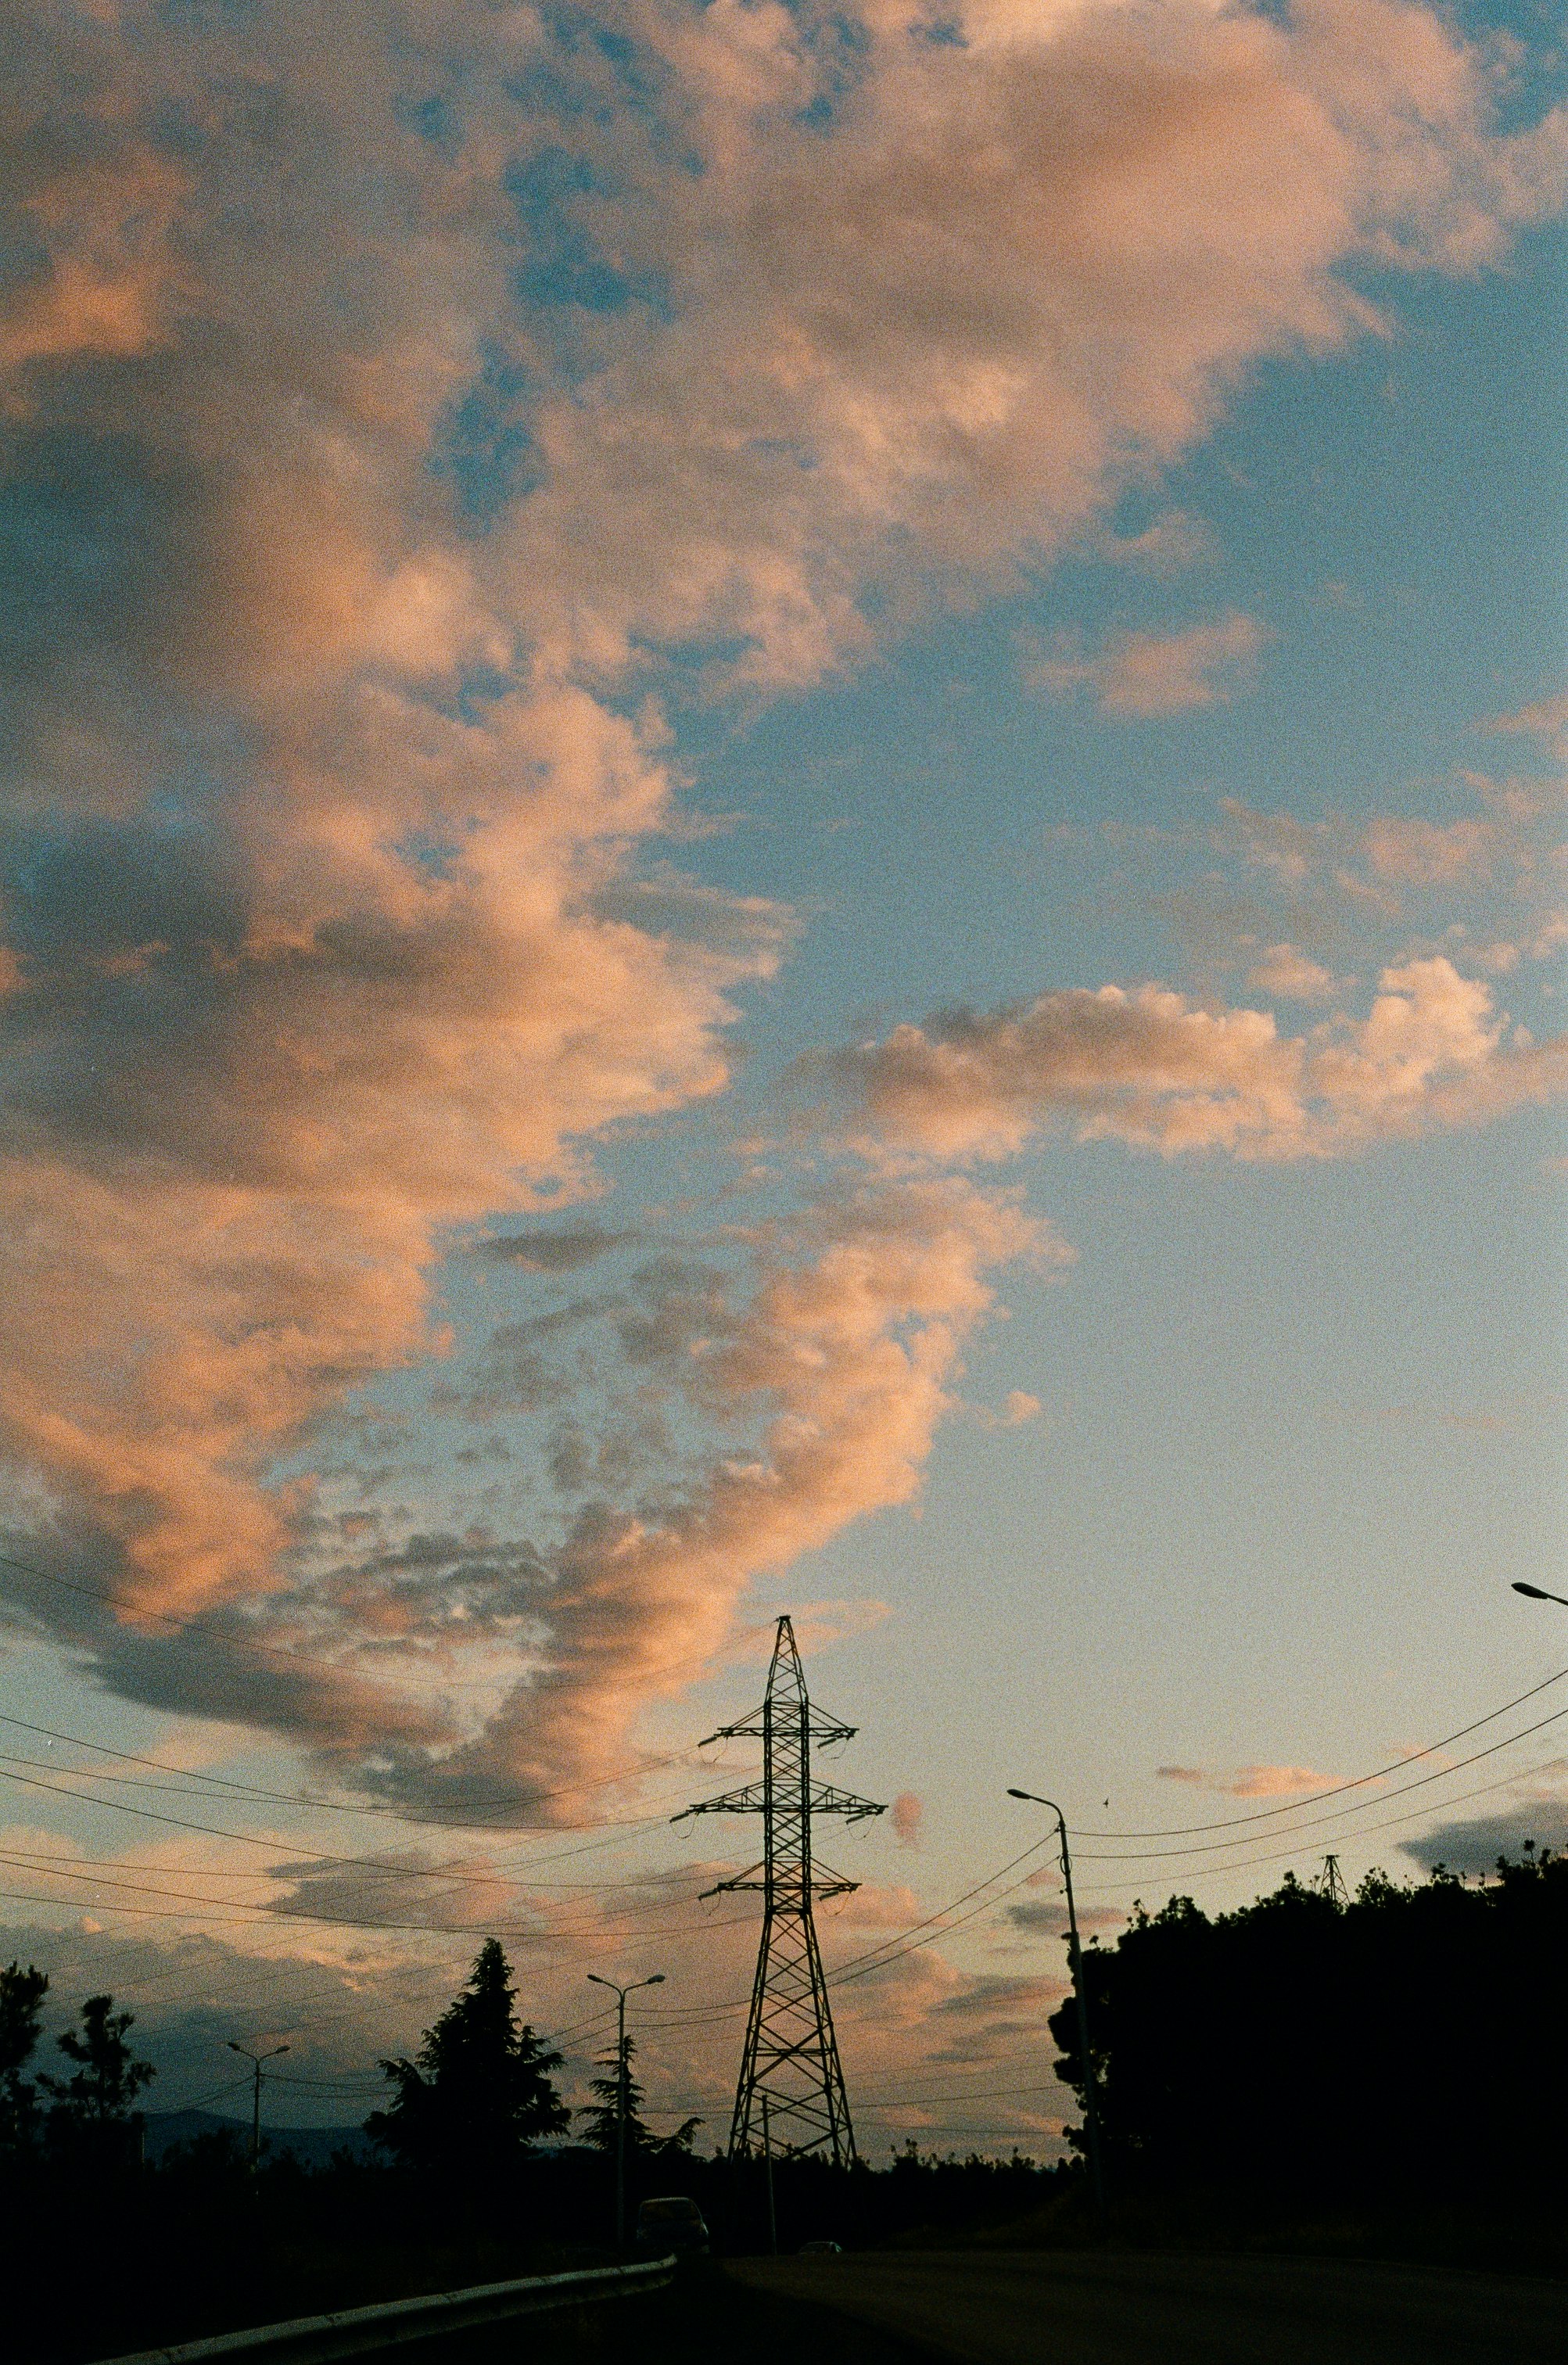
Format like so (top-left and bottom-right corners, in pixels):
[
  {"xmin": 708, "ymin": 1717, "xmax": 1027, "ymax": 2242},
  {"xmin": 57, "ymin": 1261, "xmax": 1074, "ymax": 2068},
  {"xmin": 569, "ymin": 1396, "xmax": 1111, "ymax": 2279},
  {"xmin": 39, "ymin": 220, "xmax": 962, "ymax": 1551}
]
[
  {"xmin": 623, "ymin": 1835, "xmax": 1061, "ymax": 2041},
  {"xmin": 1072, "ymin": 1706, "xmax": 1568, "ymax": 1863},
  {"xmin": 0, "ymin": 1760, "xmax": 709, "ymax": 1897},
  {"xmin": 0, "ymin": 1872, "xmax": 756, "ymax": 1944},
  {"xmin": 1071, "ymin": 1753, "xmax": 1568, "ymax": 1900},
  {"xmin": 0, "ymin": 1703, "xmax": 719, "ymax": 1825},
  {"xmin": 0, "ymin": 1847, "xmax": 710, "ymax": 1929},
  {"xmin": 1070, "ymin": 1660, "xmax": 1568, "ymax": 1840},
  {"xmin": 0, "ymin": 1823, "xmax": 711, "ymax": 1898}
]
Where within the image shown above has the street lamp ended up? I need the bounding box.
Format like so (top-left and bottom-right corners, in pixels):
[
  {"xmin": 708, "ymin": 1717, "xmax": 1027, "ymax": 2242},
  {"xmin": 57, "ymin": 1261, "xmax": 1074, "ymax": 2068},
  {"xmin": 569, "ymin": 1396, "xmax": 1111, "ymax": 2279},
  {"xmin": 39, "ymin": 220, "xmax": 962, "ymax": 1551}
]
[
  {"xmin": 226, "ymin": 2040, "xmax": 289, "ymax": 2172},
  {"xmin": 1512, "ymin": 1583, "xmax": 1568, "ymax": 1607},
  {"xmin": 1006, "ymin": 1789, "xmax": 1106, "ymax": 2214},
  {"xmin": 586, "ymin": 1972, "xmax": 666, "ymax": 2250}
]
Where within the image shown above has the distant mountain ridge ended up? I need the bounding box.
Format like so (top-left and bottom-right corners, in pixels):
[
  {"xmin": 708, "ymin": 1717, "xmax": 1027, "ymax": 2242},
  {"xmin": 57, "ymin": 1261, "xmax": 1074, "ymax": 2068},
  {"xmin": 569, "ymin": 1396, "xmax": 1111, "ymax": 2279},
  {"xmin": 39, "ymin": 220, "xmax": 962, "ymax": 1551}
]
[{"xmin": 144, "ymin": 2110, "xmax": 378, "ymax": 2168}]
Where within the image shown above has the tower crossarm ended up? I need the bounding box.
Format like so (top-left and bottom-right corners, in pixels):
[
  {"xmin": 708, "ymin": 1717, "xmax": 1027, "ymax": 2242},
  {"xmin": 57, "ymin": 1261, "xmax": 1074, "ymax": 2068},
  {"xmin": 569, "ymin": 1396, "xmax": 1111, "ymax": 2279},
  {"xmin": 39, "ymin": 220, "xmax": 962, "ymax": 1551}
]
[
  {"xmin": 673, "ymin": 1779, "xmax": 884, "ymax": 1825},
  {"xmin": 809, "ymin": 1783, "xmax": 886, "ymax": 1823},
  {"xmin": 700, "ymin": 1862, "xmax": 859, "ymax": 1900},
  {"xmin": 701, "ymin": 1711, "xmax": 859, "ymax": 1747},
  {"xmin": 670, "ymin": 1783, "xmax": 768, "ymax": 1821}
]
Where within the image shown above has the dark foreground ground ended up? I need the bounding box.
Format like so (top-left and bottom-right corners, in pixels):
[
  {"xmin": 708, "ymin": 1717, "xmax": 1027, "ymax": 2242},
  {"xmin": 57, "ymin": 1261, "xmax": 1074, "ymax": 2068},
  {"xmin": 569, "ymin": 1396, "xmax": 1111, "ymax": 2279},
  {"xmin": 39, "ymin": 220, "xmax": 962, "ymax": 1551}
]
[
  {"xmin": 727, "ymin": 2249, "xmax": 1568, "ymax": 2364},
  {"xmin": 410, "ymin": 2263, "xmax": 927, "ymax": 2365},
  {"xmin": 74, "ymin": 2248, "xmax": 1568, "ymax": 2364}
]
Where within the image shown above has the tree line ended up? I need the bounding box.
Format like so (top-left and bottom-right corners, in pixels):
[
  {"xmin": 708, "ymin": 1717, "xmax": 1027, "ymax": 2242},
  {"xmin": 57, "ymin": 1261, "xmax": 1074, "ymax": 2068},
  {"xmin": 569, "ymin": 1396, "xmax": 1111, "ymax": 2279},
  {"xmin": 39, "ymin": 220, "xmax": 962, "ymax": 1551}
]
[
  {"xmin": 12, "ymin": 1852, "xmax": 1568, "ymax": 2220},
  {"xmin": 1048, "ymin": 1847, "xmax": 1568, "ymax": 2209},
  {"xmin": 0, "ymin": 1937, "xmax": 705, "ymax": 2180}
]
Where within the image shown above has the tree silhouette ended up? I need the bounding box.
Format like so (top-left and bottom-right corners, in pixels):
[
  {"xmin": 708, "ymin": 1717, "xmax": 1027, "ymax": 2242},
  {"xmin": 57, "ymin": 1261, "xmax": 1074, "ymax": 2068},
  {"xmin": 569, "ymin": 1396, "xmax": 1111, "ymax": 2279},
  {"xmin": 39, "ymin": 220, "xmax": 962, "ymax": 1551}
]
[
  {"xmin": 1045, "ymin": 1852, "xmax": 1568, "ymax": 2208},
  {"xmin": 578, "ymin": 2037, "xmax": 701, "ymax": 2158},
  {"xmin": 0, "ymin": 1961, "xmax": 48, "ymax": 2155},
  {"xmin": 41, "ymin": 1993, "xmax": 155, "ymax": 2163},
  {"xmin": 367, "ymin": 1939, "xmax": 569, "ymax": 2177}
]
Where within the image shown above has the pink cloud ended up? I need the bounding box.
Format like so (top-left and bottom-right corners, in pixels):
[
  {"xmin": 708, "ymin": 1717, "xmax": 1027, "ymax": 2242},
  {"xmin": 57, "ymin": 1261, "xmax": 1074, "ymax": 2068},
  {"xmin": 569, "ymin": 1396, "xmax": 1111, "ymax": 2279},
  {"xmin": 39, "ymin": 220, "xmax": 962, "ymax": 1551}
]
[
  {"xmin": 1224, "ymin": 1764, "xmax": 1334, "ymax": 1799},
  {"xmin": 891, "ymin": 1792, "xmax": 924, "ymax": 1849},
  {"xmin": 813, "ymin": 957, "xmax": 1566, "ymax": 1165},
  {"xmin": 1157, "ymin": 1761, "xmax": 1334, "ymax": 1798}
]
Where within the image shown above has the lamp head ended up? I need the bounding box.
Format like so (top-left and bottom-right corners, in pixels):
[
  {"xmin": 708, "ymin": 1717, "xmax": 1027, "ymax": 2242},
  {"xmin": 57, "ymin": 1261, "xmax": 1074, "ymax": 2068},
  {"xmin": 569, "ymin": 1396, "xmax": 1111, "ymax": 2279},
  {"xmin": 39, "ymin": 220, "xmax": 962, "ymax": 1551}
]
[
  {"xmin": 1512, "ymin": 1582, "xmax": 1551, "ymax": 1600},
  {"xmin": 647, "ymin": 1974, "xmax": 666, "ymax": 1986}
]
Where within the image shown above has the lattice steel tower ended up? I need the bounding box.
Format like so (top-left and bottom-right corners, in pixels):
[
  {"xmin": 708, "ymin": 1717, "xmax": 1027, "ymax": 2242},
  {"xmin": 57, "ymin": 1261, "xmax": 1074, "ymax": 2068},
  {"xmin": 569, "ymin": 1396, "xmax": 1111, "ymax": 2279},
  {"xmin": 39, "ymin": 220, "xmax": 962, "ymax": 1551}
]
[{"xmin": 676, "ymin": 1614, "xmax": 884, "ymax": 2163}]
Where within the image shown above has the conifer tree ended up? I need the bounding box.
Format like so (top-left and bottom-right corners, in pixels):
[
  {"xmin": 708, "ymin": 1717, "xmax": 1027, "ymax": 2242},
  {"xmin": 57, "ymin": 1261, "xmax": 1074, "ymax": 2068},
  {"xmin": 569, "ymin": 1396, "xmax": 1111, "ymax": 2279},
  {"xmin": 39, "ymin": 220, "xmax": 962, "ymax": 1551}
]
[
  {"xmin": 368, "ymin": 1939, "xmax": 569, "ymax": 2176},
  {"xmin": 577, "ymin": 2037, "xmax": 701, "ymax": 2158}
]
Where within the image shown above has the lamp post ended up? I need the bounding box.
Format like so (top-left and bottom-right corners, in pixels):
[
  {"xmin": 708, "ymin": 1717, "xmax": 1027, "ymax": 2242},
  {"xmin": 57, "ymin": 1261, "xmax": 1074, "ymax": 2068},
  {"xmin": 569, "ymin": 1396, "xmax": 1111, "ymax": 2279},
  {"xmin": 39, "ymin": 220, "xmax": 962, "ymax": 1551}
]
[
  {"xmin": 761, "ymin": 2094, "xmax": 777, "ymax": 2256},
  {"xmin": 1512, "ymin": 1582, "xmax": 1568, "ymax": 1607},
  {"xmin": 1006, "ymin": 1789, "xmax": 1106, "ymax": 2215},
  {"xmin": 226, "ymin": 2040, "xmax": 289, "ymax": 2172},
  {"xmin": 586, "ymin": 1972, "xmax": 665, "ymax": 2250}
]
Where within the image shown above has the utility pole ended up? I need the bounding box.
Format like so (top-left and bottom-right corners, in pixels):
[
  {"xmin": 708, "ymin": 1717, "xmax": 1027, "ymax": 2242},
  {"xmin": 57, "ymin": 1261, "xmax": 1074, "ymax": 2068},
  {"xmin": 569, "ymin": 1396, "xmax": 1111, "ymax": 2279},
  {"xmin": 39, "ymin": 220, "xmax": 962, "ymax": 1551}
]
[
  {"xmin": 676, "ymin": 1614, "xmax": 884, "ymax": 2165},
  {"xmin": 226, "ymin": 2040, "xmax": 289, "ymax": 2172},
  {"xmin": 586, "ymin": 1972, "xmax": 664, "ymax": 2249},
  {"xmin": 1006, "ymin": 1791, "xmax": 1106, "ymax": 2214}
]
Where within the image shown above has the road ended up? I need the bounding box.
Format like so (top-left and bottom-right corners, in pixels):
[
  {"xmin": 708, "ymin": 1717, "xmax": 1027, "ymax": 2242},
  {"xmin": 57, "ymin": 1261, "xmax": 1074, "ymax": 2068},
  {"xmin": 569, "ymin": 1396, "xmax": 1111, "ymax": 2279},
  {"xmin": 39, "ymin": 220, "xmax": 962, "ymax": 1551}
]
[{"xmin": 728, "ymin": 2248, "xmax": 1568, "ymax": 2363}]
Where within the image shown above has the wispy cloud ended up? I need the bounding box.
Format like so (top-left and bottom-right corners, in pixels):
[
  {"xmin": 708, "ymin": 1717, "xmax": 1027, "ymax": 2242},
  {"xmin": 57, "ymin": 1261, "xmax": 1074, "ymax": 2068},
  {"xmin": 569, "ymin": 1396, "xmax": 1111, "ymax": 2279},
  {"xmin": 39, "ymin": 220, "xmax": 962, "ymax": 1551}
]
[
  {"xmin": 1024, "ymin": 613, "xmax": 1269, "ymax": 717},
  {"xmin": 1154, "ymin": 1762, "xmax": 1337, "ymax": 1800}
]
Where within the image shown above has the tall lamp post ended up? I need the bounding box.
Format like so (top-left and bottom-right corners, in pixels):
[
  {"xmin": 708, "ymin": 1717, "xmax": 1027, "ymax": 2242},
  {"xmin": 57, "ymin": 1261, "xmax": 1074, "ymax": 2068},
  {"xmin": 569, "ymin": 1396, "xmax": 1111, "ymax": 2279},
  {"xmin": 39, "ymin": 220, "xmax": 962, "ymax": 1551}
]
[
  {"xmin": 1006, "ymin": 1789, "xmax": 1106, "ymax": 2215},
  {"xmin": 587, "ymin": 1972, "xmax": 665, "ymax": 2250},
  {"xmin": 226, "ymin": 2040, "xmax": 289, "ymax": 2172}
]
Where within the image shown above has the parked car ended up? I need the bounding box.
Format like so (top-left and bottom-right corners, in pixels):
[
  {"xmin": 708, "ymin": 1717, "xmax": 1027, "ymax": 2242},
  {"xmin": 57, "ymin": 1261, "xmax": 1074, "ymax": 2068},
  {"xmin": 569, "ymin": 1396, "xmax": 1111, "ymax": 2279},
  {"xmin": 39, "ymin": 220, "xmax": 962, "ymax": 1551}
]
[
  {"xmin": 799, "ymin": 2239, "xmax": 842, "ymax": 2255},
  {"xmin": 633, "ymin": 2195, "xmax": 710, "ymax": 2256}
]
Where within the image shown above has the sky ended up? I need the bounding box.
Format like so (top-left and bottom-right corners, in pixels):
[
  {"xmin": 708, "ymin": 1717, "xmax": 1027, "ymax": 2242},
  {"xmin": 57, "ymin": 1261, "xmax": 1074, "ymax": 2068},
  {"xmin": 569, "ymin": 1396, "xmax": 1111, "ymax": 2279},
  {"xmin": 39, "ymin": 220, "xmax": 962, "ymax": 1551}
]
[{"xmin": 0, "ymin": 0, "xmax": 1564, "ymax": 2162}]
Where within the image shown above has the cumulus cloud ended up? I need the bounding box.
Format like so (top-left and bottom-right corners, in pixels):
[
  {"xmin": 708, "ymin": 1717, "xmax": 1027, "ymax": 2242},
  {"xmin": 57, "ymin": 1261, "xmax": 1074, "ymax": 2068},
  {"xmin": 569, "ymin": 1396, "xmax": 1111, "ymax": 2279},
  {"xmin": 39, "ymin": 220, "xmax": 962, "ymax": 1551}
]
[
  {"xmin": 1025, "ymin": 612, "xmax": 1268, "ymax": 716},
  {"xmin": 810, "ymin": 957, "xmax": 1567, "ymax": 1163},
  {"xmin": 0, "ymin": 0, "xmax": 1563, "ymax": 1789}
]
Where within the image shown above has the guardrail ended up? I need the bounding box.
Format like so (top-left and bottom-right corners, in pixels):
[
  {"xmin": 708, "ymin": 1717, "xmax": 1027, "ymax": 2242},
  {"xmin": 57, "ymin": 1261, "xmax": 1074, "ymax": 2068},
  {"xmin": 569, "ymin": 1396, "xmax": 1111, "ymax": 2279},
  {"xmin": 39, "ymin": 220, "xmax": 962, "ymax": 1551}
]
[{"xmin": 89, "ymin": 2256, "xmax": 679, "ymax": 2365}]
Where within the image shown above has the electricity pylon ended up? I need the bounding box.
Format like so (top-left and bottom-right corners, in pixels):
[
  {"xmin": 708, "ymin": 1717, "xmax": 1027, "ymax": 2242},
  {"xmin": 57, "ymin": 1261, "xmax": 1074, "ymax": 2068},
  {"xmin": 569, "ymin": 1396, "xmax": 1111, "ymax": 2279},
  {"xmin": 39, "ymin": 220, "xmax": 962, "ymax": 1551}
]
[
  {"xmin": 1319, "ymin": 1854, "xmax": 1351, "ymax": 1906},
  {"xmin": 675, "ymin": 1614, "xmax": 884, "ymax": 2163}
]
